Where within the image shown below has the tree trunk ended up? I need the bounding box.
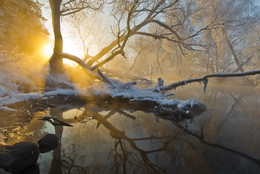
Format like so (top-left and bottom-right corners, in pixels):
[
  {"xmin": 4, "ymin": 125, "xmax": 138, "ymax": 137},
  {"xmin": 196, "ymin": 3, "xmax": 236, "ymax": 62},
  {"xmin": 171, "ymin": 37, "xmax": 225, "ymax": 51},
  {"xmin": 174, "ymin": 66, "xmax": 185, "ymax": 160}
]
[
  {"xmin": 223, "ymin": 30, "xmax": 244, "ymax": 72},
  {"xmin": 49, "ymin": 0, "xmax": 63, "ymax": 74},
  {"xmin": 215, "ymin": 43, "xmax": 219, "ymax": 73}
]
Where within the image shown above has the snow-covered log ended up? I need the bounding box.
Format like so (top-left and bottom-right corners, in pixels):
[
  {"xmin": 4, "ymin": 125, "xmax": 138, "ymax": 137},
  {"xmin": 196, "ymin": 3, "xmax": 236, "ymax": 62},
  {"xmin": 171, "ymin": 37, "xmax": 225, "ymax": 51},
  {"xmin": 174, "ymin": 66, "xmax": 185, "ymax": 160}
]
[{"xmin": 38, "ymin": 85, "xmax": 206, "ymax": 120}]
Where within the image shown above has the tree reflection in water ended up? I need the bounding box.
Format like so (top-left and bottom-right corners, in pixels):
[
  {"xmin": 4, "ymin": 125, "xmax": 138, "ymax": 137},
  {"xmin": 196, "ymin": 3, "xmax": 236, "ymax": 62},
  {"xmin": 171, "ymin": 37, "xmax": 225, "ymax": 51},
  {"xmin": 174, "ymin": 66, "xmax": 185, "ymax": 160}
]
[
  {"xmin": 75, "ymin": 107, "xmax": 178, "ymax": 173},
  {"xmin": 41, "ymin": 84, "xmax": 260, "ymax": 174},
  {"xmin": 45, "ymin": 105, "xmax": 183, "ymax": 173},
  {"xmin": 49, "ymin": 107, "xmax": 63, "ymax": 174}
]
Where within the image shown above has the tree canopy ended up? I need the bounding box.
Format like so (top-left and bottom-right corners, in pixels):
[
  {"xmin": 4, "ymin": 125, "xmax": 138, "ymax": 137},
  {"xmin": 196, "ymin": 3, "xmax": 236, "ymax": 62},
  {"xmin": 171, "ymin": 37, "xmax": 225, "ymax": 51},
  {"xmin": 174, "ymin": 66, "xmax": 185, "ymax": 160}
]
[{"xmin": 0, "ymin": 0, "xmax": 48, "ymax": 57}]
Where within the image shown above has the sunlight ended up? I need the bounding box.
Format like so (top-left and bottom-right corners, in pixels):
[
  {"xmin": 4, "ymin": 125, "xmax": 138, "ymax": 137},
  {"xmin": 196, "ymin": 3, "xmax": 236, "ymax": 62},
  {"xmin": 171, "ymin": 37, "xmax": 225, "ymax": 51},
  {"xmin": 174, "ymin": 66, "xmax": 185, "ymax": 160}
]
[
  {"xmin": 41, "ymin": 40, "xmax": 84, "ymax": 66},
  {"xmin": 42, "ymin": 43, "xmax": 53, "ymax": 58},
  {"xmin": 63, "ymin": 41, "xmax": 84, "ymax": 66}
]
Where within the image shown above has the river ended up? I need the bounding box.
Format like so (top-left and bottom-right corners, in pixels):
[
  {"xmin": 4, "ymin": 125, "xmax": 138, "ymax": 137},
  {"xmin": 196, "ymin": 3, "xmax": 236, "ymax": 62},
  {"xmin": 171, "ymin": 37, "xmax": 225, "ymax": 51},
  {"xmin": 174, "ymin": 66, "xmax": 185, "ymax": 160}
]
[{"xmin": 1, "ymin": 83, "xmax": 259, "ymax": 174}]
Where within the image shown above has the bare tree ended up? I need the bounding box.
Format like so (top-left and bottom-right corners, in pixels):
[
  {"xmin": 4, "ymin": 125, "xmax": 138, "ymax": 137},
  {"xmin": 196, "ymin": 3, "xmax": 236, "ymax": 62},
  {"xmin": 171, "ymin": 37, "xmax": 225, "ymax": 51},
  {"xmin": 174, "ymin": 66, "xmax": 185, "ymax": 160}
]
[
  {"xmin": 45, "ymin": 0, "xmax": 260, "ymax": 109},
  {"xmin": 86, "ymin": 0, "xmax": 224, "ymax": 71},
  {"xmin": 47, "ymin": 0, "xmax": 224, "ymax": 74},
  {"xmin": 48, "ymin": 0, "xmax": 104, "ymax": 74},
  {"xmin": 195, "ymin": 0, "xmax": 259, "ymax": 73}
]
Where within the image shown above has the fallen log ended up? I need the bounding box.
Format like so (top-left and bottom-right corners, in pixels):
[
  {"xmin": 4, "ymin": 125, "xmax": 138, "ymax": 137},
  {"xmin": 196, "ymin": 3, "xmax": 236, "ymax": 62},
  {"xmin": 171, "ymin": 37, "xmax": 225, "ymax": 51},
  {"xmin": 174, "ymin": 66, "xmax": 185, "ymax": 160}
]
[{"xmin": 39, "ymin": 86, "xmax": 206, "ymax": 120}]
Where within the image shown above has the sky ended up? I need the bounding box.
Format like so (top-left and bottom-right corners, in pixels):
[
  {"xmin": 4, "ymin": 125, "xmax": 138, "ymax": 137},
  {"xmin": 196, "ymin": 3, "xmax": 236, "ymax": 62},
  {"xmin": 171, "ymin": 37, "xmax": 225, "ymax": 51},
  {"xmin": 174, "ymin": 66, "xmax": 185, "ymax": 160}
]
[
  {"xmin": 39, "ymin": 0, "xmax": 115, "ymax": 61},
  {"xmin": 40, "ymin": 1, "xmax": 86, "ymax": 60}
]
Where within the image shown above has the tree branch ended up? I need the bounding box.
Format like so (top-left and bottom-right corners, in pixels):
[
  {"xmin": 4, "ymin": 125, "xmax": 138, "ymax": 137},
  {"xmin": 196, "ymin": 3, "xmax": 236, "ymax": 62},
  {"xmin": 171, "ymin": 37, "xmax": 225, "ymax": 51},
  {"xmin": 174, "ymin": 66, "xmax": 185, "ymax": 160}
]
[
  {"xmin": 135, "ymin": 32, "xmax": 179, "ymax": 43},
  {"xmin": 61, "ymin": 1, "xmax": 105, "ymax": 16},
  {"xmin": 158, "ymin": 70, "xmax": 260, "ymax": 92},
  {"xmin": 90, "ymin": 50, "xmax": 122, "ymax": 71},
  {"xmin": 59, "ymin": 52, "xmax": 100, "ymax": 78}
]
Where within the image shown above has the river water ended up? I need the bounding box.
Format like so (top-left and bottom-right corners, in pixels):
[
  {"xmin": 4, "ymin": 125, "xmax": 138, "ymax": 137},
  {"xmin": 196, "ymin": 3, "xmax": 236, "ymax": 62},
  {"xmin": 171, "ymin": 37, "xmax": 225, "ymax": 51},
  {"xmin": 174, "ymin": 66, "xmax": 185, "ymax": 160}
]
[{"xmin": 1, "ymin": 83, "xmax": 260, "ymax": 174}]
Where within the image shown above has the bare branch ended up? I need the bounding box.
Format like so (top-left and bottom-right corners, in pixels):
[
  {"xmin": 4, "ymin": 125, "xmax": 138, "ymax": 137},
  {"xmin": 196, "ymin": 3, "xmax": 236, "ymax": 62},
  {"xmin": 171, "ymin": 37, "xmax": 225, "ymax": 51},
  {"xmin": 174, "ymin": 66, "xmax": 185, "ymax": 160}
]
[
  {"xmin": 61, "ymin": 1, "xmax": 105, "ymax": 16},
  {"xmin": 97, "ymin": 69, "xmax": 116, "ymax": 86},
  {"xmin": 91, "ymin": 50, "xmax": 123, "ymax": 71},
  {"xmin": 184, "ymin": 18, "xmax": 223, "ymax": 40},
  {"xmin": 59, "ymin": 52, "xmax": 100, "ymax": 78},
  {"xmin": 158, "ymin": 70, "xmax": 260, "ymax": 92},
  {"xmin": 135, "ymin": 32, "xmax": 179, "ymax": 43},
  {"xmin": 59, "ymin": 53, "xmax": 91, "ymax": 70},
  {"xmin": 150, "ymin": 19, "xmax": 188, "ymax": 50}
]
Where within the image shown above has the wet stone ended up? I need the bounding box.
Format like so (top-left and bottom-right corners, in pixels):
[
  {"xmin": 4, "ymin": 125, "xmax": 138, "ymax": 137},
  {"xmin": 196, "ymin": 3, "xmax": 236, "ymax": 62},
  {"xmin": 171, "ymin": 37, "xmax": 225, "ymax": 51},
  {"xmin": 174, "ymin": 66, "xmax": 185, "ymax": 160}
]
[
  {"xmin": 0, "ymin": 142, "xmax": 39, "ymax": 173},
  {"xmin": 37, "ymin": 134, "xmax": 59, "ymax": 153}
]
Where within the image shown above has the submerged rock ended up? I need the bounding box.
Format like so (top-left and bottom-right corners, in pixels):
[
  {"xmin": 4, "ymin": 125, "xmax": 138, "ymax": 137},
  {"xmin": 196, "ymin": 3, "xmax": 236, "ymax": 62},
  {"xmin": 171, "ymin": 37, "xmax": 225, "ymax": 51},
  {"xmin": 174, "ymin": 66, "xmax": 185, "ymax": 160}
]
[
  {"xmin": 37, "ymin": 134, "xmax": 59, "ymax": 153},
  {"xmin": 0, "ymin": 142, "xmax": 39, "ymax": 173}
]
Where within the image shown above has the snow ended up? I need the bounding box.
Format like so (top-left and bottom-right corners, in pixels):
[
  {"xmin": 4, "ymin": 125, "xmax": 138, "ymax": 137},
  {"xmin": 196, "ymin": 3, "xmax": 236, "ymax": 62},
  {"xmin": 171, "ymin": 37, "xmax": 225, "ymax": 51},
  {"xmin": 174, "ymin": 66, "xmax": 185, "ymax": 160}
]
[
  {"xmin": 0, "ymin": 59, "xmax": 204, "ymax": 117},
  {"xmin": 107, "ymin": 85, "xmax": 203, "ymax": 110},
  {"xmin": 0, "ymin": 73, "xmax": 205, "ymax": 115},
  {"xmin": 0, "ymin": 106, "xmax": 17, "ymax": 112},
  {"xmin": 160, "ymin": 99, "xmax": 180, "ymax": 105},
  {"xmin": 0, "ymin": 85, "xmax": 8, "ymax": 97},
  {"xmin": 177, "ymin": 99, "xmax": 200, "ymax": 109},
  {"xmin": 0, "ymin": 92, "xmax": 41, "ymax": 106},
  {"xmin": 43, "ymin": 88, "xmax": 82, "ymax": 96},
  {"xmin": 110, "ymin": 86, "xmax": 164, "ymax": 100},
  {"xmin": 0, "ymin": 87, "xmax": 86, "ymax": 108},
  {"xmin": 0, "ymin": 61, "xmax": 42, "ymax": 108}
]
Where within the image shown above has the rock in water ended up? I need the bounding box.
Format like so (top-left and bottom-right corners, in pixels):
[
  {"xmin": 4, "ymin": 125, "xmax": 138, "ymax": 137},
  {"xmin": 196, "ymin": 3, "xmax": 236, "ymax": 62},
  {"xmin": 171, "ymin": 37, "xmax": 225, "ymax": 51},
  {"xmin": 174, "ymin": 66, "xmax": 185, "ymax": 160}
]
[
  {"xmin": 0, "ymin": 142, "xmax": 39, "ymax": 173},
  {"xmin": 37, "ymin": 134, "xmax": 59, "ymax": 153}
]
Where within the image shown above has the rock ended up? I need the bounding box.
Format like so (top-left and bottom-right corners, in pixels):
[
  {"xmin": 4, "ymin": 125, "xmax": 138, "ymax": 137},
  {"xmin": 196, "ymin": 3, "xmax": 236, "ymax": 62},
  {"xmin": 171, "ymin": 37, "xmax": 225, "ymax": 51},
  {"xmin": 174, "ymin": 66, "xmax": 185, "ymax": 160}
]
[
  {"xmin": 19, "ymin": 164, "xmax": 39, "ymax": 174},
  {"xmin": 0, "ymin": 142, "xmax": 39, "ymax": 173},
  {"xmin": 37, "ymin": 134, "xmax": 59, "ymax": 153}
]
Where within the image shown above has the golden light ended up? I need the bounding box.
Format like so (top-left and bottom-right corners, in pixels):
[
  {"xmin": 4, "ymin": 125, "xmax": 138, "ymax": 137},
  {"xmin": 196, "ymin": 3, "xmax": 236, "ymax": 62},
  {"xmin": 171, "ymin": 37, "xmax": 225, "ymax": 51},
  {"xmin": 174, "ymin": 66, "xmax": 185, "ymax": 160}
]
[
  {"xmin": 42, "ymin": 43, "xmax": 53, "ymax": 58},
  {"xmin": 41, "ymin": 40, "xmax": 85, "ymax": 67},
  {"xmin": 63, "ymin": 41, "xmax": 84, "ymax": 67}
]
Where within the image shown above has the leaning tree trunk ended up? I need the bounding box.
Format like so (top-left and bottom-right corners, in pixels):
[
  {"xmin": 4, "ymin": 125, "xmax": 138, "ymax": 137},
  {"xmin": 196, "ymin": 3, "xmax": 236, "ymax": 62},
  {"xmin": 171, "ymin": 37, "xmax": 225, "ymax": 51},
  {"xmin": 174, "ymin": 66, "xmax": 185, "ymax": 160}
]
[
  {"xmin": 223, "ymin": 29, "xmax": 244, "ymax": 72},
  {"xmin": 49, "ymin": 0, "xmax": 63, "ymax": 74}
]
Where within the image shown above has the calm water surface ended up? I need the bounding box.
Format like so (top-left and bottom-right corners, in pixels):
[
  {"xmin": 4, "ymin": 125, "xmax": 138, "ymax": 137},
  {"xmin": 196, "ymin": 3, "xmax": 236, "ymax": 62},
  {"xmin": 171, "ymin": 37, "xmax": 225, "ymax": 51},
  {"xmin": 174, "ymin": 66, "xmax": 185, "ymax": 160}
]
[{"xmin": 1, "ymin": 83, "xmax": 260, "ymax": 174}]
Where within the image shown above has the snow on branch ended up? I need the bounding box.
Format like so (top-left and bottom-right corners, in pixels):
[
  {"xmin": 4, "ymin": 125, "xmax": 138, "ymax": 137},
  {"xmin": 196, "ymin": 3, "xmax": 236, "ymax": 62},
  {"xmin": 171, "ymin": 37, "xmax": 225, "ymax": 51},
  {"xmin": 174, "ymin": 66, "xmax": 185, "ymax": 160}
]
[
  {"xmin": 97, "ymin": 69, "xmax": 116, "ymax": 86},
  {"xmin": 158, "ymin": 70, "xmax": 260, "ymax": 92}
]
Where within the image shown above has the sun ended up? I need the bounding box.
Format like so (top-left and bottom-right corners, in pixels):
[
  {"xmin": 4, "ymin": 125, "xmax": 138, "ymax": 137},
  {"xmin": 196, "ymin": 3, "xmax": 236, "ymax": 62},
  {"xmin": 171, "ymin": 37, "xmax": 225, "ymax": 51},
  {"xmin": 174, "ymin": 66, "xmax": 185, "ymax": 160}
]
[
  {"xmin": 63, "ymin": 41, "xmax": 84, "ymax": 66},
  {"xmin": 41, "ymin": 40, "xmax": 85, "ymax": 66},
  {"xmin": 42, "ymin": 43, "xmax": 53, "ymax": 58}
]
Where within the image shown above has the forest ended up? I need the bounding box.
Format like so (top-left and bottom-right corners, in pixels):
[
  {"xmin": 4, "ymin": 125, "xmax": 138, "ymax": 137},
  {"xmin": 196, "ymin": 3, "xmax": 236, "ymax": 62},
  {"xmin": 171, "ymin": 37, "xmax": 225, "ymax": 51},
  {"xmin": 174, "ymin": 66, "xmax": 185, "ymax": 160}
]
[{"xmin": 0, "ymin": 0, "xmax": 259, "ymax": 174}]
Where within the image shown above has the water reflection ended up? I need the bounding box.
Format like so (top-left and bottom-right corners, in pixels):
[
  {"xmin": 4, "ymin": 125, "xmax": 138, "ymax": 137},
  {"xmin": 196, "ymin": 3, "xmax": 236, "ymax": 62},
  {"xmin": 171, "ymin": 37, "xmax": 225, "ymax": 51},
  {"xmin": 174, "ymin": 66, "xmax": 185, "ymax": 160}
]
[
  {"xmin": 19, "ymin": 84, "xmax": 260, "ymax": 173},
  {"xmin": 49, "ymin": 108, "xmax": 63, "ymax": 174},
  {"xmin": 76, "ymin": 108, "xmax": 177, "ymax": 173}
]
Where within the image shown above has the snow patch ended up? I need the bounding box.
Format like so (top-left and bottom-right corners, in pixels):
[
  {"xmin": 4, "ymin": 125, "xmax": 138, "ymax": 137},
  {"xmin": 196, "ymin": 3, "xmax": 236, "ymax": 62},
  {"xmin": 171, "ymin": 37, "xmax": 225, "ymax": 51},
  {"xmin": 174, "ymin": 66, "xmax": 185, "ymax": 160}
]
[
  {"xmin": 110, "ymin": 86, "xmax": 165, "ymax": 101},
  {"xmin": 0, "ymin": 106, "xmax": 17, "ymax": 112},
  {"xmin": 43, "ymin": 88, "xmax": 80, "ymax": 96},
  {"xmin": 0, "ymin": 92, "xmax": 41, "ymax": 106},
  {"xmin": 160, "ymin": 99, "xmax": 180, "ymax": 105},
  {"xmin": 177, "ymin": 99, "xmax": 199, "ymax": 110}
]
